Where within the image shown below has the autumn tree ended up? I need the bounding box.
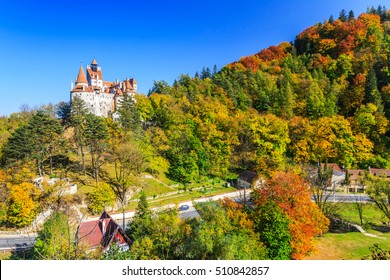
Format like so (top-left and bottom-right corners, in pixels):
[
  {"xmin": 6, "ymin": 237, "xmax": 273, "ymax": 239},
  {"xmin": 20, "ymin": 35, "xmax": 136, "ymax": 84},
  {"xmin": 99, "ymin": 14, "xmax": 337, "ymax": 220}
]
[
  {"xmin": 309, "ymin": 163, "xmax": 334, "ymax": 215},
  {"xmin": 176, "ymin": 201, "xmax": 267, "ymax": 260},
  {"xmin": 33, "ymin": 211, "xmax": 80, "ymax": 260},
  {"xmin": 7, "ymin": 182, "xmax": 37, "ymax": 228},
  {"xmin": 287, "ymin": 116, "xmax": 314, "ymax": 163},
  {"xmin": 86, "ymin": 182, "xmax": 116, "ymax": 214},
  {"xmin": 107, "ymin": 136, "xmax": 148, "ymax": 229},
  {"xmin": 252, "ymin": 171, "xmax": 329, "ymax": 259},
  {"xmin": 127, "ymin": 208, "xmax": 181, "ymax": 260},
  {"xmin": 0, "ymin": 170, "xmax": 9, "ymax": 224}
]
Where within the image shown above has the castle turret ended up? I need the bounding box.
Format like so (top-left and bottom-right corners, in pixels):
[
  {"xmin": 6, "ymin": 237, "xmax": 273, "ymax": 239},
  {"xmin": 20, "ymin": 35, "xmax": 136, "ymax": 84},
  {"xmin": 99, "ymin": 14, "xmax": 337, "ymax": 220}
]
[{"xmin": 75, "ymin": 66, "xmax": 88, "ymax": 85}]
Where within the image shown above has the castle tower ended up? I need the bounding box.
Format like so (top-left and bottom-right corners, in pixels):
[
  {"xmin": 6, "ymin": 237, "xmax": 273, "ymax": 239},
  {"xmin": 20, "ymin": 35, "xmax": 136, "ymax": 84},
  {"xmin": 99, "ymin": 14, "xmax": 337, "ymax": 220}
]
[
  {"xmin": 86, "ymin": 59, "xmax": 103, "ymax": 88},
  {"xmin": 75, "ymin": 66, "xmax": 88, "ymax": 86}
]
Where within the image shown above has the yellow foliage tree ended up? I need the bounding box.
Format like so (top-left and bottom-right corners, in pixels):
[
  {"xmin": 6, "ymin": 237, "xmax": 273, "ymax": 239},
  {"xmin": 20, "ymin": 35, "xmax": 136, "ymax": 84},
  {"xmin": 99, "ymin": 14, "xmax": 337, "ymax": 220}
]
[{"xmin": 7, "ymin": 182, "xmax": 37, "ymax": 227}]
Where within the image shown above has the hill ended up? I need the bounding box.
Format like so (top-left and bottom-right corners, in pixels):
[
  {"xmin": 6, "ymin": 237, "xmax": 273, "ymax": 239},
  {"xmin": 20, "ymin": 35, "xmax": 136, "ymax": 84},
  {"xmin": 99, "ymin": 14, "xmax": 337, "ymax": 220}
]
[{"xmin": 139, "ymin": 8, "xmax": 390, "ymax": 179}]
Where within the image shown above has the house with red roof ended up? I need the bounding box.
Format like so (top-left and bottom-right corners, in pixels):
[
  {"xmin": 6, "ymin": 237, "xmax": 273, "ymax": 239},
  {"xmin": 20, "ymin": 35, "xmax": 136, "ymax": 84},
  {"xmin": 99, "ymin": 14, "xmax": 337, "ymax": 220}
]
[
  {"xmin": 76, "ymin": 211, "xmax": 132, "ymax": 252},
  {"xmin": 346, "ymin": 169, "xmax": 366, "ymax": 192},
  {"xmin": 345, "ymin": 167, "xmax": 390, "ymax": 193},
  {"xmin": 369, "ymin": 167, "xmax": 390, "ymax": 179},
  {"xmin": 320, "ymin": 163, "xmax": 346, "ymax": 190}
]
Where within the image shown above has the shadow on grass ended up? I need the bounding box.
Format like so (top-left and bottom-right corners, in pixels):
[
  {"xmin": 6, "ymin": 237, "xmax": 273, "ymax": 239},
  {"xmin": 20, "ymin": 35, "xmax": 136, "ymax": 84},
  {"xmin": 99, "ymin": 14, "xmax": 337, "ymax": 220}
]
[
  {"xmin": 328, "ymin": 217, "xmax": 360, "ymax": 233},
  {"xmin": 369, "ymin": 224, "xmax": 390, "ymax": 233}
]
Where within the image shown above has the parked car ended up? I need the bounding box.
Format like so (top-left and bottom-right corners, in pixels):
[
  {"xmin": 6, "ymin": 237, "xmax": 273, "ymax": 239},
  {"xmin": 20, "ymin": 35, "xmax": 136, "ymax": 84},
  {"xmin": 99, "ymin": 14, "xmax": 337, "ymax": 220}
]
[{"xmin": 179, "ymin": 204, "xmax": 190, "ymax": 211}]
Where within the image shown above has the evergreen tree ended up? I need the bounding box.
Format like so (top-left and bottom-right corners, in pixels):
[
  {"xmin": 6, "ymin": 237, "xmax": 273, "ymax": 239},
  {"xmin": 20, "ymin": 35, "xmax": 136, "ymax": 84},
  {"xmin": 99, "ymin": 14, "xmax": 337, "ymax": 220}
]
[
  {"xmin": 2, "ymin": 111, "xmax": 62, "ymax": 176},
  {"xmin": 377, "ymin": 5, "xmax": 383, "ymax": 17},
  {"xmin": 200, "ymin": 67, "xmax": 211, "ymax": 80},
  {"xmin": 70, "ymin": 96, "xmax": 88, "ymax": 175},
  {"xmin": 365, "ymin": 68, "xmax": 382, "ymax": 108},
  {"xmin": 348, "ymin": 10, "xmax": 355, "ymax": 21},
  {"xmin": 56, "ymin": 101, "xmax": 71, "ymax": 126},
  {"xmin": 328, "ymin": 15, "xmax": 335, "ymax": 24},
  {"xmin": 212, "ymin": 65, "xmax": 218, "ymax": 76},
  {"xmin": 126, "ymin": 190, "xmax": 152, "ymax": 240},
  {"xmin": 1, "ymin": 125, "xmax": 34, "ymax": 166},
  {"xmin": 117, "ymin": 93, "xmax": 141, "ymax": 132},
  {"xmin": 339, "ymin": 9, "xmax": 347, "ymax": 22}
]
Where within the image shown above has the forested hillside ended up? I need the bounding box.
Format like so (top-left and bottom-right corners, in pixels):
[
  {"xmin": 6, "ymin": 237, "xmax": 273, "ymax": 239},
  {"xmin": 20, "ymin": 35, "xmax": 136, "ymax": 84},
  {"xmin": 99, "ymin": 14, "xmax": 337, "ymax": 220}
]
[{"xmin": 139, "ymin": 7, "xmax": 390, "ymax": 182}]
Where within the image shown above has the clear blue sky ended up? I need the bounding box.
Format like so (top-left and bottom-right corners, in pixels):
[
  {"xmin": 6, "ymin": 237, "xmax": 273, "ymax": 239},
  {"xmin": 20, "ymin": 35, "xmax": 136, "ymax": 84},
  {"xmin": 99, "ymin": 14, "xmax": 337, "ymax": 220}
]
[{"xmin": 0, "ymin": 0, "xmax": 386, "ymax": 116}]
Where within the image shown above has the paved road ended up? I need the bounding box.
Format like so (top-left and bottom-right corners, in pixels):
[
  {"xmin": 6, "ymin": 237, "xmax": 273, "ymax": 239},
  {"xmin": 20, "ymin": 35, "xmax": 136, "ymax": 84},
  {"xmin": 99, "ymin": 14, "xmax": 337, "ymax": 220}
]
[
  {"xmin": 314, "ymin": 193, "xmax": 371, "ymax": 203},
  {"xmin": 0, "ymin": 234, "xmax": 37, "ymax": 251}
]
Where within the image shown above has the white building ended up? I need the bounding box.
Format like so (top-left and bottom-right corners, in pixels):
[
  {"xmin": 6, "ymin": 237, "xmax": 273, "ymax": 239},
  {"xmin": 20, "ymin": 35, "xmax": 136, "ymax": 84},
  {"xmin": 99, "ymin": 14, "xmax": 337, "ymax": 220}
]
[{"xmin": 70, "ymin": 59, "xmax": 137, "ymax": 117}]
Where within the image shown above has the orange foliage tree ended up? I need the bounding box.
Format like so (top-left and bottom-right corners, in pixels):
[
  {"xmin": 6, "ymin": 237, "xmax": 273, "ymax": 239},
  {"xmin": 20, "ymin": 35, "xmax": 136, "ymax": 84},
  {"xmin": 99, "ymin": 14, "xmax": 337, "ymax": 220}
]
[{"xmin": 252, "ymin": 171, "xmax": 329, "ymax": 259}]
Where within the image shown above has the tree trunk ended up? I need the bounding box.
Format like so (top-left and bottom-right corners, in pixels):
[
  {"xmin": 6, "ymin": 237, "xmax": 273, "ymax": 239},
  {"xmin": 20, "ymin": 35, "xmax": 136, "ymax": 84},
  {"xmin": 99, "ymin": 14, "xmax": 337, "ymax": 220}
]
[
  {"xmin": 80, "ymin": 143, "xmax": 86, "ymax": 176},
  {"xmin": 37, "ymin": 159, "xmax": 42, "ymax": 177},
  {"xmin": 49, "ymin": 145, "xmax": 53, "ymax": 176},
  {"xmin": 123, "ymin": 205, "xmax": 126, "ymax": 230}
]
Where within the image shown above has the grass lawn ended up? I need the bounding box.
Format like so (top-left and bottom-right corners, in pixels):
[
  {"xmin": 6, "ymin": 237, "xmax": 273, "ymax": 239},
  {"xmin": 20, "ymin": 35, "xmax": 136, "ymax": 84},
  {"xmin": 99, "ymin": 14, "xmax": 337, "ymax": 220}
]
[
  {"xmin": 305, "ymin": 202, "xmax": 390, "ymax": 260},
  {"xmin": 334, "ymin": 202, "xmax": 388, "ymax": 227},
  {"xmin": 304, "ymin": 232, "xmax": 390, "ymax": 260}
]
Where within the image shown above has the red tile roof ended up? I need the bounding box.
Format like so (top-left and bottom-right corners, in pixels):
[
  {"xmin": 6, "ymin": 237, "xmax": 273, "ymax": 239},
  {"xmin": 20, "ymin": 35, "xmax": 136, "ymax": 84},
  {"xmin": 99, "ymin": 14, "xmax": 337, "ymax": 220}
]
[
  {"xmin": 91, "ymin": 58, "xmax": 98, "ymax": 65},
  {"xmin": 71, "ymin": 85, "xmax": 94, "ymax": 93},
  {"xmin": 77, "ymin": 219, "xmax": 108, "ymax": 248},
  {"xmin": 76, "ymin": 211, "xmax": 131, "ymax": 250},
  {"xmin": 347, "ymin": 169, "xmax": 365, "ymax": 181},
  {"xmin": 369, "ymin": 168, "xmax": 390, "ymax": 178},
  {"xmin": 321, "ymin": 163, "xmax": 344, "ymax": 173},
  {"xmin": 87, "ymin": 68, "xmax": 103, "ymax": 81}
]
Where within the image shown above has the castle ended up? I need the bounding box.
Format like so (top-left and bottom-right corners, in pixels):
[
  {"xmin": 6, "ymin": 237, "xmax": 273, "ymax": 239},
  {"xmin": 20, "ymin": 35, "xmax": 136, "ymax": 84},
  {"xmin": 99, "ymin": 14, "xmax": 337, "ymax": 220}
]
[{"xmin": 70, "ymin": 59, "xmax": 137, "ymax": 117}]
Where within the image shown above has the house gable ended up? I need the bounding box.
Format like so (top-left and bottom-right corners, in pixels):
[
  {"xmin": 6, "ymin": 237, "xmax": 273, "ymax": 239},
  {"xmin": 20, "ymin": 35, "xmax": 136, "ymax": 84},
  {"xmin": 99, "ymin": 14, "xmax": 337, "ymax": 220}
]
[{"xmin": 76, "ymin": 211, "xmax": 132, "ymax": 252}]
